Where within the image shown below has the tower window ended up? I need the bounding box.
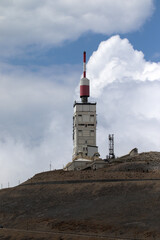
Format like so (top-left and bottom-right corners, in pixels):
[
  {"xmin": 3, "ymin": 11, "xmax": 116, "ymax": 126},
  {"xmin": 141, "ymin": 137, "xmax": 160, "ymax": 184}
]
[
  {"xmin": 78, "ymin": 130, "xmax": 82, "ymax": 136},
  {"xmin": 90, "ymin": 116, "xmax": 94, "ymax": 122},
  {"xmin": 78, "ymin": 115, "xmax": 82, "ymax": 122},
  {"xmin": 90, "ymin": 130, "xmax": 94, "ymax": 136},
  {"xmin": 83, "ymin": 147, "xmax": 87, "ymax": 151}
]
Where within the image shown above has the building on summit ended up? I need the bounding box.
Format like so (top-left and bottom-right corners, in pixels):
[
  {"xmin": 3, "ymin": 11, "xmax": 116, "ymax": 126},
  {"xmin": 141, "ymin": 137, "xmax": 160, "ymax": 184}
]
[
  {"xmin": 64, "ymin": 52, "xmax": 107, "ymax": 171},
  {"xmin": 72, "ymin": 51, "xmax": 98, "ymax": 160}
]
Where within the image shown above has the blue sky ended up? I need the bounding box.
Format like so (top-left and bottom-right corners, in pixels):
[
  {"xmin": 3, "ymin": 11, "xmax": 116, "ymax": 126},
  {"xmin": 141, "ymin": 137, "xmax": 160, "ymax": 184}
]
[
  {"xmin": 0, "ymin": 0, "xmax": 160, "ymax": 186},
  {"xmin": 124, "ymin": 0, "xmax": 160, "ymax": 61},
  {"xmin": 5, "ymin": 0, "xmax": 159, "ymax": 67}
]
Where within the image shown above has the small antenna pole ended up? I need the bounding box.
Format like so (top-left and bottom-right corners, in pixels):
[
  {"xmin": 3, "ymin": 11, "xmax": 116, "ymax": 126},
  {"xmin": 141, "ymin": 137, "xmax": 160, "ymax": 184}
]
[
  {"xmin": 109, "ymin": 134, "xmax": 115, "ymax": 159},
  {"xmin": 83, "ymin": 51, "xmax": 86, "ymax": 78}
]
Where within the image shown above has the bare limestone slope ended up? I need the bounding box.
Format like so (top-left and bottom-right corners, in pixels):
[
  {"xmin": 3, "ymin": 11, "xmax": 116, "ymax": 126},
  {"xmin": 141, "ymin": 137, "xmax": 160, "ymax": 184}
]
[{"xmin": 0, "ymin": 151, "xmax": 160, "ymax": 240}]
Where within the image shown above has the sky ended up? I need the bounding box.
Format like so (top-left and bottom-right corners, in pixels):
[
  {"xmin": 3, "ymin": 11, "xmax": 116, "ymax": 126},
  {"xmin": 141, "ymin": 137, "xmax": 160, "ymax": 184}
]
[{"xmin": 0, "ymin": 0, "xmax": 160, "ymax": 187}]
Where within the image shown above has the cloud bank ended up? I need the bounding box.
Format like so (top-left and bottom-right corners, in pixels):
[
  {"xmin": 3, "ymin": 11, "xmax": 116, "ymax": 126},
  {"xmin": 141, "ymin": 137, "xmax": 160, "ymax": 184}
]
[
  {"xmin": 86, "ymin": 35, "xmax": 160, "ymax": 157},
  {"xmin": 0, "ymin": 0, "xmax": 154, "ymax": 55},
  {"xmin": 0, "ymin": 63, "xmax": 80, "ymax": 187}
]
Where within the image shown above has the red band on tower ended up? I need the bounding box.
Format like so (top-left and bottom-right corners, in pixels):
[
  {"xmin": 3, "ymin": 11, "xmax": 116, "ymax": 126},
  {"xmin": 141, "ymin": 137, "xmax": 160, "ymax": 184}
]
[{"xmin": 80, "ymin": 85, "xmax": 89, "ymax": 97}]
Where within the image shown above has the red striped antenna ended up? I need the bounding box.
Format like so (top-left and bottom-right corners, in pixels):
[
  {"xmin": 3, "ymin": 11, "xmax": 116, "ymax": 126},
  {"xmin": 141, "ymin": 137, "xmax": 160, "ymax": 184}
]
[
  {"xmin": 83, "ymin": 51, "xmax": 86, "ymax": 78},
  {"xmin": 80, "ymin": 51, "xmax": 90, "ymax": 102}
]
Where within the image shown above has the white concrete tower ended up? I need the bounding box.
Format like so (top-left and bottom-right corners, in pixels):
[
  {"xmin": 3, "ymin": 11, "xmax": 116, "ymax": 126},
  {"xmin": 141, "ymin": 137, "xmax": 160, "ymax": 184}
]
[{"xmin": 72, "ymin": 52, "xmax": 98, "ymax": 160}]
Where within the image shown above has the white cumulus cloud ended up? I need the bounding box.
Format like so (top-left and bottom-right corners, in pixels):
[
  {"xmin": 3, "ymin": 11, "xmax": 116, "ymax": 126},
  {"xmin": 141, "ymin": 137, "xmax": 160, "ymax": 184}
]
[
  {"xmin": 0, "ymin": 0, "xmax": 154, "ymax": 56},
  {"xmin": 85, "ymin": 35, "xmax": 160, "ymax": 157},
  {"xmin": 87, "ymin": 35, "xmax": 160, "ymax": 97},
  {"xmin": 0, "ymin": 63, "xmax": 80, "ymax": 187}
]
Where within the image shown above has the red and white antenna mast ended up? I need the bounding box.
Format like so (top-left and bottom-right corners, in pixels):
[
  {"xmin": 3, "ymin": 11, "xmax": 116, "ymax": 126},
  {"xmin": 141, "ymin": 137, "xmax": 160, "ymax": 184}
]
[
  {"xmin": 80, "ymin": 51, "xmax": 90, "ymax": 103},
  {"xmin": 83, "ymin": 51, "xmax": 86, "ymax": 78}
]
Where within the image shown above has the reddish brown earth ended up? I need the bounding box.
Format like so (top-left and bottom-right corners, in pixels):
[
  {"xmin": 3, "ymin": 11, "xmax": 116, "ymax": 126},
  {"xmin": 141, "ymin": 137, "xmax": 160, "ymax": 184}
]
[{"xmin": 0, "ymin": 151, "xmax": 160, "ymax": 240}]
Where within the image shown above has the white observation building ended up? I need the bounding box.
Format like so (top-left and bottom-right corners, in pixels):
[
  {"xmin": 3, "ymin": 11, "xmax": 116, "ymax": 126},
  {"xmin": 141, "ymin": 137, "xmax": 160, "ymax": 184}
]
[{"xmin": 72, "ymin": 52, "xmax": 98, "ymax": 160}]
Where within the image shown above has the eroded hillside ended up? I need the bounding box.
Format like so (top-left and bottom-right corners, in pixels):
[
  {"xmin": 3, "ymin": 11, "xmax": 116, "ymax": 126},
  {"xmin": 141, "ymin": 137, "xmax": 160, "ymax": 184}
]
[{"xmin": 0, "ymin": 151, "xmax": 160, "ymax": 240}]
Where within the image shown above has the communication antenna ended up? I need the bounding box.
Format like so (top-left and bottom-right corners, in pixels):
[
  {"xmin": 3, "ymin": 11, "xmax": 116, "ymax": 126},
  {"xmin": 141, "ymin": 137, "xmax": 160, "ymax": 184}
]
[
  {"xmin": 80, "ymin": 51, "xmax": 90, "ymax": 103},
  {"xmin": 109, "ymin": 134, "xmax": 115, "ymax": 159},
  {"xmin": 83, "ymin": 51, "xmax": 86, "ymax": 78}
]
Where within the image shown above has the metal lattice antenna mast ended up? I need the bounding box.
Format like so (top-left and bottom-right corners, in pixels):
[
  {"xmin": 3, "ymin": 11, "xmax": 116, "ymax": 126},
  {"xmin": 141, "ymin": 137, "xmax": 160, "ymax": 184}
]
[{"xmin": 109, "ymin": 134, "xmax": 115, "ymax": 159}]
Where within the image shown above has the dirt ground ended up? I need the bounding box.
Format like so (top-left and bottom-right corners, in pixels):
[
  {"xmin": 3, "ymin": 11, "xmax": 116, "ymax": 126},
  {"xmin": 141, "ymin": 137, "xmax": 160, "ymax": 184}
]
[
  {"xmin": 0, "ymin": 228, "xmax": 103, "ymax": 240},
  {"xmin": 0, "ymin": 151, "xmax": 160, "ymax": 240}
]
